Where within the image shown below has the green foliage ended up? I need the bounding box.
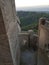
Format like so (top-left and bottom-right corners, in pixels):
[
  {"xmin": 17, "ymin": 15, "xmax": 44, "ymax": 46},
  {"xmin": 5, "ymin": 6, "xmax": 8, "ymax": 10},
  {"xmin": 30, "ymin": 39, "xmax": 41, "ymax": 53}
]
[{"xmin": 17, "ymin": 11, "xmax": 49, "ymax": 32}]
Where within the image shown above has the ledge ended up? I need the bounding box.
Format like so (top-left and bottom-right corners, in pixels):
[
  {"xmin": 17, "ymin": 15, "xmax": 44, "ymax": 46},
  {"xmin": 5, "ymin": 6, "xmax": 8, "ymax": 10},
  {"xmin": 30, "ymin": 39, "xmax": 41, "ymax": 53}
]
[{"xmin": 40, "ymin": 24, "xmax": 49, "ymax": 32}]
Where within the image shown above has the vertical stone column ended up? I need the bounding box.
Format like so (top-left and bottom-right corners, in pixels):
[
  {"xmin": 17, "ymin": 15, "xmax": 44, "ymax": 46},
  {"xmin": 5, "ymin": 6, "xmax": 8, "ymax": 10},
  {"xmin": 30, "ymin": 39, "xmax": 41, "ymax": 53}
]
[
  {"xmin": 37, "ymin": 18, "xmax": 49, "ymax": 65},
  {"xmin": 0, "ymin": 7, "xmax": 13, "ymax": 65},
  {"xmin": 38, "ymin": 18, "xmax": 46, "ymax": 48},
  {"xmin": 0, "ymin": 0, "xmax": 21, "ymax": 65}
]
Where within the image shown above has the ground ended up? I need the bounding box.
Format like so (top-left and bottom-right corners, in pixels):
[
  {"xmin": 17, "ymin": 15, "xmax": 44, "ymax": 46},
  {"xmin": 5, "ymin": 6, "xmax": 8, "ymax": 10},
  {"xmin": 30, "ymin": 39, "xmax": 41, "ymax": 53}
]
[{"xmin": 20, "ymin": 46, "xmax": 37, "ymax": 65}]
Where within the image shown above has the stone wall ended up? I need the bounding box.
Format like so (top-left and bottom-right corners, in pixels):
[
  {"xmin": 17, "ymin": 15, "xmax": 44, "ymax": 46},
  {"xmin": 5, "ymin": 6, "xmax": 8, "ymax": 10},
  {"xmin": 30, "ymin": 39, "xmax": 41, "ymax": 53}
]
[
  {"xmin": 39, "ymin": 25, "xmax": 49, "ymax": 49},
  {"xmin": 39, "ymin": 18, "xmax": 49, "ymax": 49},
  {"xmin": 18, "ymin": 30, "xmax": 38, "ymax": 49},
  {"xmin": 0, "ymin": 0, "xmax": 21, "ymax": 65},
  {"xmin": 38, "ymin": 18, "xmax": 49, "ymax": 65},
  {"xmin": 18, "ymin": 32, "xmax": 29, "ymax": 47},
  {"xmin": 0, "ymin": 7, "xmax": 13, "ymax": 65}
]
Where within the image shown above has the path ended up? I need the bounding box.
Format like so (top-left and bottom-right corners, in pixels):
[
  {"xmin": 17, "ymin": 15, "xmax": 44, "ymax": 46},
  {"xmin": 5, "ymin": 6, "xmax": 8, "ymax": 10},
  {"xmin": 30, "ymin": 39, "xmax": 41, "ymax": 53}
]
[{"xmin": 20, "ymin": 47, "xmax": 37, "ymax": 65}]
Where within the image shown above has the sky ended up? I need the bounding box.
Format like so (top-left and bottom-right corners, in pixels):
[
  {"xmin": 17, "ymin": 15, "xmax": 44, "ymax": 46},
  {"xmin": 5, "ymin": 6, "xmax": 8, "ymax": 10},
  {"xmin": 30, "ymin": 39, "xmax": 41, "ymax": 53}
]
[{"xmin": 15, "ymin": 0, "xmax": 49, "ymax": 8}]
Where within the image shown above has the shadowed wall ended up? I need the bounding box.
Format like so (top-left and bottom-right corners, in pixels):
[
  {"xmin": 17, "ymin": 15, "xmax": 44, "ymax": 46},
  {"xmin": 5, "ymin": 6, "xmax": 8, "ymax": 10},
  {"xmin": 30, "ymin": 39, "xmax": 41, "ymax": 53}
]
[{"xmin": 0, "ymin": 0, "xmax": 21, "ymax": 65}]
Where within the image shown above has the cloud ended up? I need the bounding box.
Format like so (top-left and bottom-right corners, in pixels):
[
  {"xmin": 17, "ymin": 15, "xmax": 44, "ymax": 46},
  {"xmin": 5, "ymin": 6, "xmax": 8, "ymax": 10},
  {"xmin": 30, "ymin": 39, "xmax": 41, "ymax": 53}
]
[{"xmin": 15, "ymin": 0, "xmax": 49, "ymax": 7}]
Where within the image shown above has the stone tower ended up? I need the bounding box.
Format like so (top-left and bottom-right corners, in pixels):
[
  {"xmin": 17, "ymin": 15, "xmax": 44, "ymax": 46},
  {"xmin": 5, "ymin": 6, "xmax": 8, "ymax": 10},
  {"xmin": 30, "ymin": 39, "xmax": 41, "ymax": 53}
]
[{"xmin": 0, "ymin": 0, "xmax": 21, "ymax": 65}]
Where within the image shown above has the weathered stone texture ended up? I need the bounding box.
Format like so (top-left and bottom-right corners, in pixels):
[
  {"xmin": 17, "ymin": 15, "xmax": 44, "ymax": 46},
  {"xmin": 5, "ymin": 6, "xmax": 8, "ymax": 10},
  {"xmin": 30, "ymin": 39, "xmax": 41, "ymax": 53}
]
[
  {"xmin": 0, "ymin": 0, "xmax": 21, "ymax": 65},
  {"xmin": 0, "ymin": 8, "xmax": 13, "ymax": 65},
  {"xmin": 39, "ymin": 18, "xmax": 49, "ymax": 49},
  {"xmin": 38, "ymin": 18, "xmax": 49, "ymax": 65},
  {"xmin": 39, "ymin": 26, "xmax": 49, "ymax": 49},
  {"xmin": 18, "ymin": 32, "xmax": 29, "ymax": 47}
]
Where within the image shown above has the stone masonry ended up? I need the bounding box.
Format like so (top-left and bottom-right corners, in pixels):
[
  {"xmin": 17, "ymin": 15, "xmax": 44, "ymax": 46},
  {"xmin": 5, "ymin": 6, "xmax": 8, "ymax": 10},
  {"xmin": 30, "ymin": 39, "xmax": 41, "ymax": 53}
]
[
  {"xmin": 38, "ymin": 18, "xmax": 49, "ymax": 65},
  {"xmin": 0, "ymin": 0, "xmax": 21, "ymax": 65}
]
